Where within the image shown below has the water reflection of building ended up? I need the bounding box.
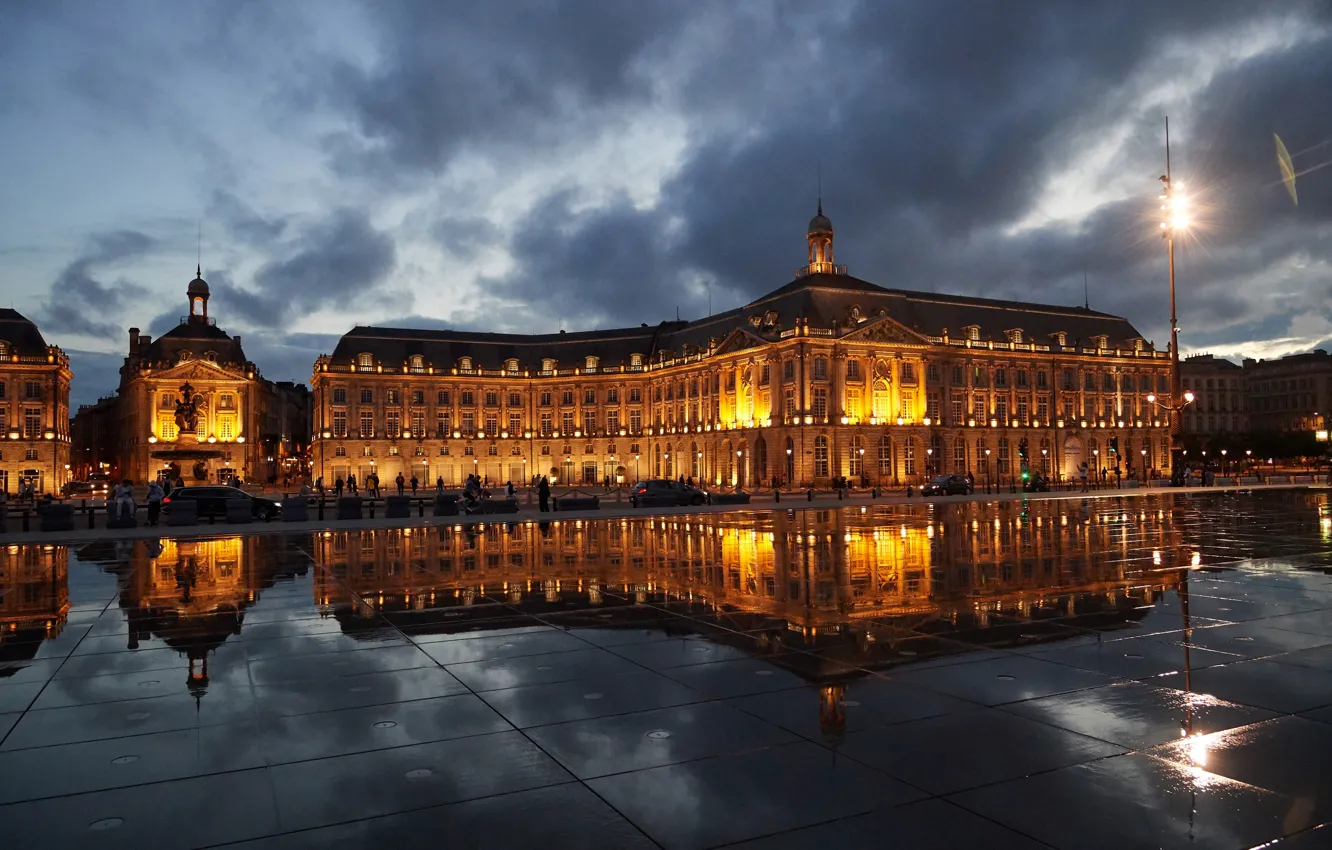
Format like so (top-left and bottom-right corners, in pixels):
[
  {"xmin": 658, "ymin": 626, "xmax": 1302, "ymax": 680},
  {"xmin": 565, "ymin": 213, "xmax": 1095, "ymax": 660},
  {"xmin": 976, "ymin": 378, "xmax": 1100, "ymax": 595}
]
[
  {"xmin": 310, "ymin": 501, "xmax": 1193, "ymax": 669},
  {"xmin": 0, "ymin": 544, "xmax": 68, "ymax": 665},
  {"xmin": 76, "ymin": 536, "xmax": 307, "ymax": 696}
]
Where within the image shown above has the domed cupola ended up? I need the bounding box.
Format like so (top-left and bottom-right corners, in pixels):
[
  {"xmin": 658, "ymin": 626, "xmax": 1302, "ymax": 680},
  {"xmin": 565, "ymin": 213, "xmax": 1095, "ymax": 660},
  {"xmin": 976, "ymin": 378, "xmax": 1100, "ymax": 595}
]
[
  {"xmin": 187, "ymin": 266, "xmax": 210, "ymax": 324},
  {"xmin": 805, "ymin": 201, "xmax": 837, "ymax": 274}
]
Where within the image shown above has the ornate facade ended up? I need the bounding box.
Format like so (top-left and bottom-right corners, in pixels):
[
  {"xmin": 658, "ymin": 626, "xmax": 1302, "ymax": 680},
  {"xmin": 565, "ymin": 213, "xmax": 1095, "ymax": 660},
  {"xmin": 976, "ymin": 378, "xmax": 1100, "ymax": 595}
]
[
  {"xmin": 0, "ymin": 309, "xmax": 73, "ymax": 494},
  {"xmin": 311, "ymin": 210, "xmax": 1172, "ymax": 488}
]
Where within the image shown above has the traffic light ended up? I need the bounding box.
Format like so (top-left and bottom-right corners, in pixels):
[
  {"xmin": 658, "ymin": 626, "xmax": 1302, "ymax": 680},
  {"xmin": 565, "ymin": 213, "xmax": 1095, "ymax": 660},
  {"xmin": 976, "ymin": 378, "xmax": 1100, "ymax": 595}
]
[
  {"xmin": 1109, "ymin": 436, "xmax": 1119, "ymax": 455},
  {"xmin": 1018, "ymin": 438, "xmax": 1029, "ymax": 460}
]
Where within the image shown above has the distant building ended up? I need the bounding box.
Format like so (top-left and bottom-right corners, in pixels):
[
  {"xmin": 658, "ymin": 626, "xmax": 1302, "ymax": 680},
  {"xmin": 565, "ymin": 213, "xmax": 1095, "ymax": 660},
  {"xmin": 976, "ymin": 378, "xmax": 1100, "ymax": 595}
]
[
  {"xmin": 1179, "ymin": 354, "xmax": 1246, "ymax": 437},
  {"xmin": 0, "ymin": 309, "xmax": 73, "ymax": 495},
  {"xmin": 70, "ymin": 395, "xmax": 119, "ymax": 479},
  {"xmin": 70, "ymin": 268, "xmax": 311, "ymax": 486},
  {"xmin": 1242, "ymin": 350, "xmax": 1332, "ymax": 434},
  {"xmin": 311, "ymin": 208, "xmax": 1173, "ymax": 487}
]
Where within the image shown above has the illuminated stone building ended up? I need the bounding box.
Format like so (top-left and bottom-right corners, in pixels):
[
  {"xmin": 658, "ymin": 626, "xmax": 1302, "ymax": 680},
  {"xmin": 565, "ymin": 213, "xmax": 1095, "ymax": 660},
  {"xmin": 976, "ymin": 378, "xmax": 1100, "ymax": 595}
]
[
  {"xmin": 87, "ymin": 269, "xmax": 311, "ymax": 485},
  {"xmin": 0, "ymin": 309, "xmax": 73, "ymax": 494},
  {"xmin": 312, "ymin": 209, "xmax": 1171, "ymax": 488},
  {"xmin": 1179, "ymin": 354, "xmax": 1246, "ymax": 438},
  {"xmin": 1242, "ymin": 349, "xmax": 1332, "ymax": 434}
]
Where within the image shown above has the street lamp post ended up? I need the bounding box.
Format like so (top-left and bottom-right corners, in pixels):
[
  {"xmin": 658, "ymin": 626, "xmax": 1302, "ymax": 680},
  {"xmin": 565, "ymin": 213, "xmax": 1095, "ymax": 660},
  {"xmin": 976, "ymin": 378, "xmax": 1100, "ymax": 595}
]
[
  {"xmin": 984, "ymin": 448, "xmax": 992, "ymax": 493},
  {"xmin": 1157, "ymin": 116, "xmax": 1194, "ymax": 486},
  {"xmin": 1140, "ymin": 448, "xmax": 1148, "ymax": 482},
  {"xmin": 1220, "ymin": 448, "xmax": 1228, "ymax": 476}
]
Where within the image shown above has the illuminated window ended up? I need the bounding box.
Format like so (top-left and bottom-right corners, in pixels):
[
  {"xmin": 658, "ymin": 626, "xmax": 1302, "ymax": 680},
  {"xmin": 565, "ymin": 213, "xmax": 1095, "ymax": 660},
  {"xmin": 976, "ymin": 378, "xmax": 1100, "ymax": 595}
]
[
  {"xmin": 459, "ymin": 357, "xmax": 473, "ymax": 371},
  {"xmin": 357, "ymin": 353, "xmax": 373, "ymax": 369},
  {"xmin": 630, "ymin": 354, "xmax": 643, "ymax": 367},
  {"xmin": 506, "ymin": 359, "xmax": 520, "ymax": 372},
  {"xmin": 160, "ymin": 420, "xmax": 177, "ymax": 441},
  {"xmin": 219, "ymin": 419, "xmax": 234, "ymax": 440},
  {"xmin": 814, "ymin": 436, "xmax": 829, "ymax": 477},
  {"xmin": 542, "ymin": 359, "xmax": 556, "ymax": 372},
  {"xmin": 585, "ymin": 356, "xmax": 598, "ymax": 370}
]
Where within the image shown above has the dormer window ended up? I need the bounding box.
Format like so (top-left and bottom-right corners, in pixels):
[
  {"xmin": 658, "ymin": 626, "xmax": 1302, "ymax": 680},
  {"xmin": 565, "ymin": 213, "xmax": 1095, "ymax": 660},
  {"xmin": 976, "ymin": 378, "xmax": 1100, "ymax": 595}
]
[
  {"xmin": 1133, "ymin": 339, "xmax": 1145, "ymax": 352},
  {"xmin": 409, "ymin": 355, "xmax": 425, "ymax": 372},
  {"xmin": 204, "ymin": 351, "xmax": 217, "ymax": 363},
  {"xmin": 630, "ymin": 353, "xmax": 643, "ymax": 367},
  {"xmin": 585, "ymin": 356, "xmax": 599, "ymax": 370},
  {"xmin": 458, "ymin": 356, "xmax": 473, "ymax": 371},
  {"xmin": 178, "ymin": 351, "xmax": 192, "ymax": 363},
  {"xmin": 1006, "ymin": 329, "xmax": 1023, "ymax": 344},
  {"xmin": 356, "ymin": 353, "xmax": 373, "ymax": 369},
  {"xmin": 965, "ymin": 326, "xmax": 980, "ymax": 342},
  {"xmin": 0, "ymin": 341, "xmax": 9, "ymax": 357},
  {"xmin": 542, "ymin": 358, "xmax": 556, "ymax": 371},
  {"xmin": 1052, "ymin": 332, "xmax": 1068, "ymax": 346},
  {"xmin": 505, "ymin": 358, "xmax": 520, "ymax": 373},
  {"xmin": 1094, "ymin": 335, "xmax": 1109, "ymax": 349}
]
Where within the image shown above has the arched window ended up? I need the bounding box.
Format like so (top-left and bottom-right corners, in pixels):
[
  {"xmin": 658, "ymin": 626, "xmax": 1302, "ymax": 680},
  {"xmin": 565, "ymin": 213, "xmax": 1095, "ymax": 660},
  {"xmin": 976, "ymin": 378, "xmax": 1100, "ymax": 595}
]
[
  {"xmin": 872, "ymin": 380, "xmax": 890, "ymax": 420},
  {"xmin": 1040, "ymin": 437, "xmax": 1051, "ymax": 473},
  {"xmin": 178, "ymin": 351, "xmax": 193, "ymax": 363},
  {"xmin": 510, "ymin": 444, "xmax": 522, "ymax": 455},
  {"xmin": 690, "ymin": 441, "xmax": 700, "ymax": 478},
  {"xmin": 585, "ymin": 356, "xmax": 599, "ymax": 370},
  {"xmin": 409, "ymin": 355, "xmax": 424, "ymax": 372},
  {"xmin": 813, "ymin": 436, "xmax": 829, "ymax": 477},
  {"xmin": 356, "ymin": 352, "xmax": 373, "ymax": 369},
  {"xmin": 630, "ymin": 353, "xmax": 643, "ymax": 367},
  {"xmin": 335, "ymin": 446, "xmax": 346, "ymax": 457},
  {"xmin": 506, "ymin": 358, "xmax": 520, "ymax": 372},
  {"xmin": 977, "ymin": 438, "xmax": 989, "ymax": 474},
  {"xmin": 542, "ymin": 358, "xmax": 556, "ymax": 372},
  {"xmin": 877, "ymin": 435, "xmax": 893, "ymax": 476},
  {"xmin": 458, "ymin": 357, "xmax": 473, "ymax": 371},
  {"xmin": 464, "ymin": 445, "xmax": 474, "ymax": 456},
  {"xmin": 848, "ymin": 435, "xmax": 864, "ymax": 477},
  {"xmin": 846, "ymin": 360, "xmax": 861, "ymax": 381},
  {"xmin": 541, "ymin": 445, "xmax": 550, "ymax": 456},
  {"xmin": 204, "ymin": 351, "xmax": 217, "ymax": 363}
]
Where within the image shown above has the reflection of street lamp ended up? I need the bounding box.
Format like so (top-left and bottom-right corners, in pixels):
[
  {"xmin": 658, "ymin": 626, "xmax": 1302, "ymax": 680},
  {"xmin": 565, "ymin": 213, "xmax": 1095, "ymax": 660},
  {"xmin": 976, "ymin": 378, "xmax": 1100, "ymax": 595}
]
[{"xmin": 1141, "ymin": 447, "xmax": 1148, "ymax": 482}]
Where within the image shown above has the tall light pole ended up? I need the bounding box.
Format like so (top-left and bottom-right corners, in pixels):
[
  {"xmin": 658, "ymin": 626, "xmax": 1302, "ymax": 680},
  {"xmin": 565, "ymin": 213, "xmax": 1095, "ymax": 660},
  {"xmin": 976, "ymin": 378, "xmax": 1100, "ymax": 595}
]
[{"xmin": 1158, "ymin": 116, "xmax": 1193, "ymax": 485}]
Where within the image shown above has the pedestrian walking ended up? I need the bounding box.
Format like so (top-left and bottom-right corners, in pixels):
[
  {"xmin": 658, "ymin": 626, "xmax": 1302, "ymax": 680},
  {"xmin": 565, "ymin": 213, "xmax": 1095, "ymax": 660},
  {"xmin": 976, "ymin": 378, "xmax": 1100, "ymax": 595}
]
[
  {"xmin": 146, "ymin": 480, "xmax": 164, "ymax": 526},
  {"xmin": 395, "ymin": 472, "xmax": 405, "ymax": 496},
  {"xmin": 410, "ymin": 475, "xmax": 418, "ymax": 494},
  {"xmin": 538, "ymin": 475, "xmax": 551, "ymax": 512}
]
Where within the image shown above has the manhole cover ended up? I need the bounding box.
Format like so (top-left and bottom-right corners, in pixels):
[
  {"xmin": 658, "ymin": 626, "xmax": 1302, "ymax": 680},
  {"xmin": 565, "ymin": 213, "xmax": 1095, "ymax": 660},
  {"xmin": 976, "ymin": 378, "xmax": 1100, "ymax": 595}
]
[
  {"xmin": 125, "ymin": 712, "xmax": 151, "ymax": 721},
  {"xmin": 996, "ymin": 674, "xmax": 1016, "ymax": 681},
  {"xmin": 89, "ymin": 818, "xmax": 124, "ymax": 831},
  {"xmin": 110, "ymin": 756, "xmax": 139, "ymax": 765},
  {"xmin": 404, "ymin": 768, "xmax": 433, "ymax": 780},
  {"xmin": 137, "ymin": 680, "xmax": 160, "ymax": 687},
  {"xmin": 372, "ymin": 720, "xmax": 397, "ymax": 729},
  {"xmin": 755, "ymin": 669, "xmax": 774, "ymax": 676},
  {"xmin": 646, "ymin": 730, "xmax": 672, "ymax": 739},
  {"xmin": 583, "ymin": 692, "xmax": 604, "ymax": 700}
]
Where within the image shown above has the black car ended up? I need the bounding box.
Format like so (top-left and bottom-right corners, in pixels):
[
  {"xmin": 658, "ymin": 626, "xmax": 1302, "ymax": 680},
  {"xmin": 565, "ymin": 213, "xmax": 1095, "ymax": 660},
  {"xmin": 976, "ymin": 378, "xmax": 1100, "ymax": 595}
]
[
  {"xmin": 920, "ymin": 474, "xmax": 972, "ymax": 497},
  {"xmin": 630, "ymin": 479, "xmax": 707, "ymax": 507},
  {"xmin": 163, "ymin": 486, "xmax": 281, "ymax": 520}
]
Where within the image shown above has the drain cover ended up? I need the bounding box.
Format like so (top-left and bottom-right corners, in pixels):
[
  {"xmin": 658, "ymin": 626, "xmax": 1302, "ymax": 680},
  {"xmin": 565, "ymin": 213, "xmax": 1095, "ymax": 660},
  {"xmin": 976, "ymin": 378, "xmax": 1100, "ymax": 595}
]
[
  {"xmin": 755, "ymin": 669, "xmax": 774, "ymax": 676},
  {"xmin": 110, "ymin": 756, "xmax": 139, "ymax": 765},
  {"xmin": 404, "ymin": 768, "xmax": 433, "ymax": 780},
  {"xmin": 89, "ymin": 818, "xmax": 124, "ymax": 831},
  {"xmin": 583, "ymin": 692, "xmax": 604, "ymax": 700},
  {"xmin": 996, "ymin": 674, "xmax": 1016, "ymax": 681},
  {"xmin": 646, "ymin": 730, "xmax": 672, "ymax": 739},
  {"xmin": 372, "ymin": 720, "xmax": 397, "ymax": 729}
]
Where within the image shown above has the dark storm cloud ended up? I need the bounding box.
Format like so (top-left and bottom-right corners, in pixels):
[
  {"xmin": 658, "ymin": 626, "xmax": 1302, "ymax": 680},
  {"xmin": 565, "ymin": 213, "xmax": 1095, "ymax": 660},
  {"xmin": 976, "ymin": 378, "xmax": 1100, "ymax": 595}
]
[
  {"xmin": 208, "ymin": 190, "xmax": 288, "ymax": 246},
  {"xmin": 39, "ymin": 231, "xmax": 154, "ymax": 339},
  {"xmin": 246, "ymin": 208, "xmax": 398, "ymax": 328},
  {"xmin": 325, "ymin": 0, "xmax": 689, "ymax": 178}
]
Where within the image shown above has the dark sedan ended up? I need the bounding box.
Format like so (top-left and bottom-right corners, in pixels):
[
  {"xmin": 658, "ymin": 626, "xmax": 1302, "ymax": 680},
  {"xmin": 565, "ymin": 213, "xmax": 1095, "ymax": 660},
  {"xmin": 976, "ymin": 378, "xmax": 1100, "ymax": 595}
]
[
  {"xmin": 630, "ymin": 479, "xmax": 707, "ymax": 507},
  {"xmin": 920, "ymin": 474, "xmax": 972, "ymax": 497},
  {"xmin": 163, "ymin": 486, "xmax": 281, "ymax": 520}
]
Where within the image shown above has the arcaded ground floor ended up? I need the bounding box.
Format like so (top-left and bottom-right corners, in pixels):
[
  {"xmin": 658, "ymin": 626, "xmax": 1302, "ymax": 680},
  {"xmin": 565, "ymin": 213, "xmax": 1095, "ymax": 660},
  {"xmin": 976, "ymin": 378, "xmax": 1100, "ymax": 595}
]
[{"xmin": 310, "ymin": 425, "xmax": 1179, "ymax": 490}]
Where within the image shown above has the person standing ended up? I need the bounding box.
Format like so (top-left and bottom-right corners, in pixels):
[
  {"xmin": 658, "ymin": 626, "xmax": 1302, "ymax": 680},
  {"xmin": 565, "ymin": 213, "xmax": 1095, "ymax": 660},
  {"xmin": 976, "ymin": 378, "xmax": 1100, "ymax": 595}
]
[
  {"xmin": 506, "ymin": 480, "xmax": 515, "ymax": 499},
  {"xmin": 334, "ymin": 476, "xmax": 344, "ymax": 498},
  {"xmin": 410, "ymin": 474, "xmax": 418, "ymax": 495},
  {"xmin": 1079, "ymin": 463, "xmax": 1089, "ymax": 493},
  {"xmin": 146, "ymin": 480, "xmax": 164, "ymax": 526},
  {"xmin": 395, "ymin": 472, "xmax": 406, "ymax": 496},
  {"xmin": 436, "ymin": 476, "xmax": 444, "ymax": 492},
  {"xmin": 538, "ymin": 475, "xmax": 551, "ymax": 512}
]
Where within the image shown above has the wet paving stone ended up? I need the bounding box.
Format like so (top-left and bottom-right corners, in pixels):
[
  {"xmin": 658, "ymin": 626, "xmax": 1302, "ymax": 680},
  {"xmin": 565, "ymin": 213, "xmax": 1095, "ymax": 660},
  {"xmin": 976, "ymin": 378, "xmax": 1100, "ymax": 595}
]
[{"xmin": 3, "ymin": 492, "xmax": 1332, "ymax": 848}]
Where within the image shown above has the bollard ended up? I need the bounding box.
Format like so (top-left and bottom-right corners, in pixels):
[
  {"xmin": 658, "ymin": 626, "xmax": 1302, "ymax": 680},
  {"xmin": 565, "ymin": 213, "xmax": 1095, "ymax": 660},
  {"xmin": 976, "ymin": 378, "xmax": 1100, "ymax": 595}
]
[
  {"xmin": 807, "ymin": 488, "xmax": 814, "ymax": 502},
  {"xmin": 369, "ymin": 500, "xmax": 376, "ymax": 519},
  {"xmin": 418, "ymin": 500, "xmax": 425, "ymax": 518},
  {"xmin": 872, "ymin": 487, "xmax": 879, "ymax": 499},
  {"xmin": 88, "ymin": 505, "xmax": 96, "ymax": 529},
  {"xmin": 906, "ymin": 486, "xmax": 914, "ymax": 499},
  {"xmin": 774, "ymin": 489, "xmax": 780, "ymax": 503},
  {"xmin": 837, "ymin": 488, "xmax": 844, "ymax": 501},
  {"xmin": 318, "ymin": 498, "xmax": 325, "ymax": 521}
]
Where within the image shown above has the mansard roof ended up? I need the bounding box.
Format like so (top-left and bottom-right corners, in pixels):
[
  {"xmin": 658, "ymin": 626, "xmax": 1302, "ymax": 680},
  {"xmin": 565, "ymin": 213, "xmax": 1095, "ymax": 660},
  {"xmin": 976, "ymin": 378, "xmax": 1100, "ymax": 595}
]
[
  {"xmin": 327, "ymin": 272, "xmax": 1152, "ymax": 372},
  {"xmin": 0, "ymin": 308, "xmax": 51, "ymax": 353},
  {"xmin": 142, "ymin": 321, "xmax": 247, "ymax": 367}
]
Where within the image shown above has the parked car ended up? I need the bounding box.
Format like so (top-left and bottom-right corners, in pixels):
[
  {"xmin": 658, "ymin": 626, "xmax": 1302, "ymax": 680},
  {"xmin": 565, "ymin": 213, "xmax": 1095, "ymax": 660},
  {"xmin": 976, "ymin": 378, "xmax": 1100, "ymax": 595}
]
[
  {"xmin": 162, "ymin": 486, "xmax": 281, "ymax": 520},
  {"xmin": 920, "ymin": 474, "xmax": 972, "ymax": 497},
  {"xmin": 630, "ymin": 479, "xmax": 707, "ymax": 507}
]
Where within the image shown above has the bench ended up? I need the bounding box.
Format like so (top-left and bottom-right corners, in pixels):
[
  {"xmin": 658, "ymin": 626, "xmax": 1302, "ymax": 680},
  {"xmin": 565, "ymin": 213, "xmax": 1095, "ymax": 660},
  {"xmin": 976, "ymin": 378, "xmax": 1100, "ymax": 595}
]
[
  {"xmin": 433, "ymin": 495, "xmax": 459, "ymax": 517},
  {"xmin": 225, "ymin": 499, "xmax": 253, "ymax": 524},
  {"xmin": 385, "ymin": 495, "xmax": 413, "ymax": 518},
  {"xmin": 281, "ymin": 496, "xmax": 309, "ymax": 522},
  {"xmin": 554, "ymin": 496, "xmax": 600, "ymax": 511},
  {"xmin": 167, "ymin": 500, "xmax": 198, "ymax": 527},
  {"xmin": 1238, "ymin": 476, "xmax": 1261, "ymax": 486},
  {"xmin": 39, "ymin": 503, "xmax": 75, "ymax": 532},
  {"xmin": 1292, "ymin": 475, "xmax": 1314, "ymax": 484},
  {"xmin": 337, "ymin": 497, "xmax": 363, "ymax": 521},
  {"xmin": 712, "ymin": 493, "xmax": 752, "ymax": 505},
  {"xmin": 480, "ymin": 498, "xmax": 519, "ymax": 514}
]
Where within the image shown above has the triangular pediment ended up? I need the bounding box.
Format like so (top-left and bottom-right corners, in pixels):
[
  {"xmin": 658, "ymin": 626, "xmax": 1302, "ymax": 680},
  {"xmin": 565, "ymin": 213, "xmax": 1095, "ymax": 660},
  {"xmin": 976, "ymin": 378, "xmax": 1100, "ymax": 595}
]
[
  {"xmin": 841, "ymin": 314, "xmax": 931, "ymax": 346},
  {"xmin": 711, "ymin": 327, "xmax": 769, "ymax": 356},
  {"xmin": 153, "ymin": 359, "xmax": 245, "ymax": 382}
]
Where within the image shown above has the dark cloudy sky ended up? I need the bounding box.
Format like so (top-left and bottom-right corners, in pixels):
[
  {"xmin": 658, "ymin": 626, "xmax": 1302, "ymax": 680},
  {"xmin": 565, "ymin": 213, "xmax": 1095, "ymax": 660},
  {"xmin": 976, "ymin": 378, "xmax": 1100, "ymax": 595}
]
[{"xmin": 4, "ymin": 0, "xmax": 1332, "ymax": 407}]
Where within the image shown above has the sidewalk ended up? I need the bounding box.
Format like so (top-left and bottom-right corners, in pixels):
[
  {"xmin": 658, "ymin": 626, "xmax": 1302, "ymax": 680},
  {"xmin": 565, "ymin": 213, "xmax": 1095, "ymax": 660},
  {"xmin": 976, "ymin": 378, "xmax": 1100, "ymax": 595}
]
[{"xmin": 0, "ymin": 482, "xmax": 1319, "ymax": 547}]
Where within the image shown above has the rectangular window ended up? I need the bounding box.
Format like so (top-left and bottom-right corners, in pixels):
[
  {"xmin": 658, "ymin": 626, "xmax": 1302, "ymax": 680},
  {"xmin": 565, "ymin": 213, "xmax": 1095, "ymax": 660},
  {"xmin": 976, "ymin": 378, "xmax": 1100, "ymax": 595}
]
[
  {"xmin": 219, "ymin": 393, "xmax": 235, "ymax": 409},
  {"xmin": 584, "ymin": 389, "xmax": 595, "ymax": 405},
  {"xmin": 952, "ymin": 366, "xmax": 964, "ymax": 386},
  {"xmin": 485, "ymin": 391, "xmax": 498, "ymax": 407},
  {"xmin": 220, "ymin": 419, "xmax": 234, "ymax": 440},
  {"xmin": 539, "ymin": 391, "xmax": 551, "ymax": 407},
  {"xmin": 333, "ymin": 411, "xmax": 347, "ymax": 437},
  {"xmin": 333, "ymin": 388, "xmax": 347, "ymax": 404},
  {"xmin": 411, "ymin": 390, "xmax": 424, "ymax": 405},
  {"xmin": 813, "ymin": 358, "xmax": 828, "ymax": 381},
  {"xmin": 973, "ymin": 394, "xmax": 986, "ymax": 417},
  {"xmin": 812, "ymin": 388, "xmax": 828, "ymax": 419},
  {"xmin": 438, "ymin": 390, "xmax": 450, "ymax": 405},
  {"xmin": 926, "ymin": 364, "xmax": 940, "ymax": 383},
  {"xmin": 484, "ymin": 416, "xmax": 498, "ymax": 436},
  {"xmin": 926, "ymin": 392, "xmax": 941, "ymax": 422},
  {"xmin": 540, "ymin": 413, "xmax": 553, "ymax": 436},
  {"xmin": 630, "ymin": 409, "xmax": 642, "ymax": 432},
  {"xmin": 359, "ymin": 411, "xmax": 374, "ymax": 438},
  {"xmin": 508, "ymin": 413, "xmax": 521, "ymax": 435},
  {"xmin": 952, "ymin": 397, "xmax": 964, "ymax": 425},
  {"xmin": 814, "ymin": 439, "xmax": 829, "ymax": 477},
  {"xmin": 846, "ymin": 388, "xmax": 861, "ymax": 418},
  {"xmin": 1037, "ymin": 396, "xmax": 1048, "ymax": 421},
  {"xmin": 760, "ymin": 364, "xmax": 771, "ymax": 385},
  {"xmin": 411, "ymin": 412, "xmax": 424, "ymax": 436},
  {"xmin": 24, "ymin": 381, "xmax": 41, "ymax": 400},
  {"xmin": 360, "ymin": 389, "xmax": 373, "ymax": 404},
  {"xmin": 1017, "ymin": 397, "xmax": 1029, "ymax": 422},
  {"xmin": 583, "ymin": 411, "xmax": 596, "ymax": 434},
  {"xmin": 461, "ymin": 391, "xmax": 474, "ymax": 406},
  {"xmin": 904, "ymin": 440, "xmax": 916, "ymax": 476},
  {"xmin": 23, "ymin": 407, "xmax": 41, "ymax": 438},
  {"xmin": 386, "ymin": 390, "xmax": 400, "ymax": 405},
  {"xmin": 462, "ymin": 412, "xmax": 475, "ymax": 434},
  {"xmin": 508, "ymin": 391, "xmax": 521, "ymax": 407},
  {"xmin": 606, "ymin": 409, "xmax": 620, "ymax": 432},
  {"xmin": 1016, "ymin": 370, "xmax": 1028, "ymax": 387},
  {"xmin": 629, "ymin": 388, "xmax": 642, "ymax": 403},
  {"xmin": 386, "ymin": 410, "xmax": 401, "ymax": 436},
  {"xmin": 562, "ymin": 412, "xmax": 574, "ymax": 434},
  {"xmin": 436, "ymin": 411, "xmax": 450, "ymax": 436},
  {"xmin": 562, "ymin": 390, "xmax": 574, "ymax": 405},
  {"xmin": 607, "ymin": 388, "xmax": 619, "ymax": 404},
  {"xmin": 160, "ymin": 419, "xmax": 177, "ymax": 441},
  {"xmin": 786, "ymin": 389, "xmax": 797, "ymax": 420},
  {"xmin": 1083, "ymin": 373, "xmax": 1095, "ymax": 391},
  {"xmin": 902, "ymin": 364, "xmax": 917, "ymax": 383},
  {"xmin": 1036, "ymin": 371, "xmax": 1048, "ymax": 389},
  {"xmin": 784, "ymin": 360, "xmax": 795, "ymax": 382},
  {"xmin": 995, "ymin": 398, "xmax": 1008, "ymax": 423}
]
